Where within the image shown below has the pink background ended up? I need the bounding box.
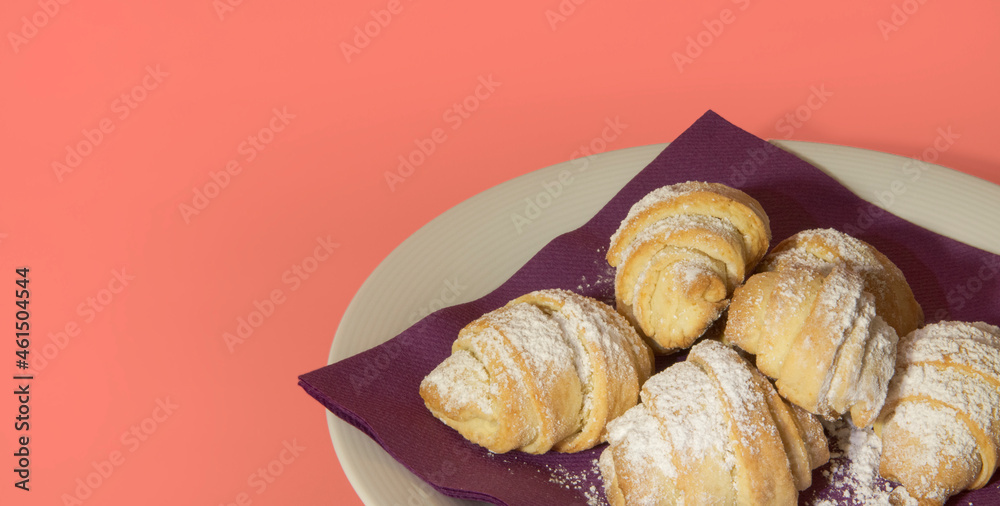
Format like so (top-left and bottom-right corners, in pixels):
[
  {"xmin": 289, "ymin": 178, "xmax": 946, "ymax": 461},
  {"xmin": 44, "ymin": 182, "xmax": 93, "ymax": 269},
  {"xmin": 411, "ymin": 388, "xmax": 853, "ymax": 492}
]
[{"xmin": 2, "ymin": 1, "xmax": 999, "ymax": 505}]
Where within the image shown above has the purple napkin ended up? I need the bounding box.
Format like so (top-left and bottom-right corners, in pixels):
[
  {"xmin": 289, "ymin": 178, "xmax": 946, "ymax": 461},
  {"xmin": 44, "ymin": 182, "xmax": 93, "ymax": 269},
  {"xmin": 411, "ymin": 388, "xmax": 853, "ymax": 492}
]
[{"xmin": 299, "ymin": 111, "xmax": 1000, "ymax": 505}]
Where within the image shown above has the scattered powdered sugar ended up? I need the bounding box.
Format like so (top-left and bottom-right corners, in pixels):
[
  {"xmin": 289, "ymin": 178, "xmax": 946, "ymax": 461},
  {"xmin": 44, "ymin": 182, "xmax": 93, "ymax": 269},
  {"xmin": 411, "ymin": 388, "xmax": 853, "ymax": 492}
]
[
  {"xmin": 810, "ymin": 420, "xmax": 895, "ymax": 506},
  {"xmin": 544, "ymin": 460, "xmax": 605, "ymax": 506},
  {"xmin": 546, "ymin": 463, "xmax": 588, "ymax": 488},
  {"xmin": 577, "ymin": 270, "xmax": 615, "ymax": 293}
]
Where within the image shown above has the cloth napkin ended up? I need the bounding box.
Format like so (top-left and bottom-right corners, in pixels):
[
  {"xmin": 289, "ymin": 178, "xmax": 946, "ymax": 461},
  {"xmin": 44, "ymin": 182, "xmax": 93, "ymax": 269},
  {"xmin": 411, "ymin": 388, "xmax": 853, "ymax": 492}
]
[{"xmin": 299, "ymin": 111, "xmax": 1000, "ymax": 505}]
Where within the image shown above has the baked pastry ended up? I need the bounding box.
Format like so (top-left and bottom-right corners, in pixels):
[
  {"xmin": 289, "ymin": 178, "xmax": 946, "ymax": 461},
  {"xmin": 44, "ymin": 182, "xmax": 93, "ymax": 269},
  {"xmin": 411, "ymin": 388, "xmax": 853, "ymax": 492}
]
[
  {"xmin": 607, "ymin": 182, "xmax": 771, "ymax": 353},
  {"xmin": 724, "ymin": 264, "xmax": 899, "ymax": 427},
  {"xmin": 875, "ymin": 321, "xmax": 1000, "ymax": 505},
  {"xmin": 419, "ymin": 289, "xmax": 654, "ymax": 454},
  {"xmin": 599, "ymin": 340, "xmax": 829, "ymax": 505},
  {"xmin": 758, "ymin": 228, "xmax": 923, "ymax": 336}
]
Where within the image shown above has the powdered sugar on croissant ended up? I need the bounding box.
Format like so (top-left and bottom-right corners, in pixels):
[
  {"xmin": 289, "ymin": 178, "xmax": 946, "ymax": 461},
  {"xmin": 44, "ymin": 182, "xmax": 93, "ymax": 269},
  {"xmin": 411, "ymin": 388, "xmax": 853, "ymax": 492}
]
[
  {"xmin": 419, "ymin": 289, "xmax": 653, "ymax": 454},
  {"xmin": 599, "ymin": 340, "xmax": 829, "ymax": 505},
  {"xmin": 758, "ymin": 228, "xmax": 923, "ymax": 336},
  {"xmin": 875, "ymin": 321, "xmax": 1000, "ymax": 505},
  {"xmin": 607, "ymin": 182, "xmax": 771, "ymax": 353},
  {"xmin": 725, "ymin": 265, "xmax": 899, "ymax": 427}
]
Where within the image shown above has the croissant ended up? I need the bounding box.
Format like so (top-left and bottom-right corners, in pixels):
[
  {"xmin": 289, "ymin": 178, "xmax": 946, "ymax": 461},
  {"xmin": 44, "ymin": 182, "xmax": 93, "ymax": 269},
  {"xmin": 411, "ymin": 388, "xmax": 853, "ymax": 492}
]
[
  {"xmin": 599, "ymin": 340, "xmax": 829, "ymax": 505},
  {"xmin": 757, "ymin": 228, "xmax": 923, "ymax": 336},
  {"xmin": 419, "ymin": 289, "xmax": 654, "ymax": 454},
  {"xmin": 607, "ymin": 182, "xmax": 771, "ymax": 353},
  {"xmin": 724, "ymin": 264, "xmax": 899, "ymax": 427},
  {"xmin": 875, "ymin": 321, "xmax": 1000, "ymax": 506}
]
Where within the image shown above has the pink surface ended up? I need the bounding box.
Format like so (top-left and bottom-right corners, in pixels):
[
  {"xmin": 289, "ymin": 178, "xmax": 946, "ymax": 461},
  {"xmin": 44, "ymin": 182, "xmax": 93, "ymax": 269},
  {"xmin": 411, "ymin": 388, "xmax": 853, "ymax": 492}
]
[{"xmin": 1, "ymin": 1, "xmax": 998, "ymax": 505}]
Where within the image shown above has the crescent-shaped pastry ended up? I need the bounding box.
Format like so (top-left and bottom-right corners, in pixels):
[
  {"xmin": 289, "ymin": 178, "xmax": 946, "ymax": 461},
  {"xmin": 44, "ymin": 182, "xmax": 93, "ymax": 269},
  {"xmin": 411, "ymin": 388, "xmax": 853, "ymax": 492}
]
[
  {"xmin": 599, "ymin": 340, "xmax": 829, "ymax": 505},
  {"xmin": 419, "ymin": 289, "xmax": 654, "ymax": 454},
  {"xmin": 607, "ymin": 182, "xmax": 771, "ymax": 353}
]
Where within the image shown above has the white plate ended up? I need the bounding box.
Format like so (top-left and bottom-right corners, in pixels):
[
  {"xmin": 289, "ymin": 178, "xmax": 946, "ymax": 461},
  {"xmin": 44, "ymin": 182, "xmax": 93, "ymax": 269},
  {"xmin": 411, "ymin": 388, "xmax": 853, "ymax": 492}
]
[{"xmin": 326, "ymin": 140, "xmax": 1000, "ymax": 506}]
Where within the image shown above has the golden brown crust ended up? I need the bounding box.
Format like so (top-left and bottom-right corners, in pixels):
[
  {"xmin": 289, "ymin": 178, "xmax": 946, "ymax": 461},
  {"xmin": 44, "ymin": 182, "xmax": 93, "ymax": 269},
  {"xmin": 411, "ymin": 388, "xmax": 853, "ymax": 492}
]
[
  {"xmin": 689, "ymin": 341, "xmax": 797, "ymax": 505},
  {"xmin": 752, "ymin": 365, "xmax": 829, "ymax": 491},
  {"xmin": 759, "ymin": 228, "xmax": 923, "ymax": 336},
  {"xmin": 725, "ymin": 265, "xmax": 899, "ymax": 427},
  {"xmin": 419, "ymin": 289, "xmax": 653, "ymax": 454},
  {"xmin": 876, "ymin": 321, "xmax": 1000, "ymax": 505},
  {"xmin": 517, "ymin": 290, "xmax": 653, "ymax": 452},
  {"xmin": 608, "ymin": 182, "xmax": 771, "ymax": 353},
  {"xmin": 600, "ymin": 340, "xmax": 828, "ymax": 504},
  {"xmin": 641, "ymin": 361, "xmax": 736, "ymax": 504},
  {"xmin": 608, "ymin": 182, "xmax": 770, "ymax": 268},
  {"xmin": 790, "ymin": 403, "xmax": 831, "ymax": 473}
]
